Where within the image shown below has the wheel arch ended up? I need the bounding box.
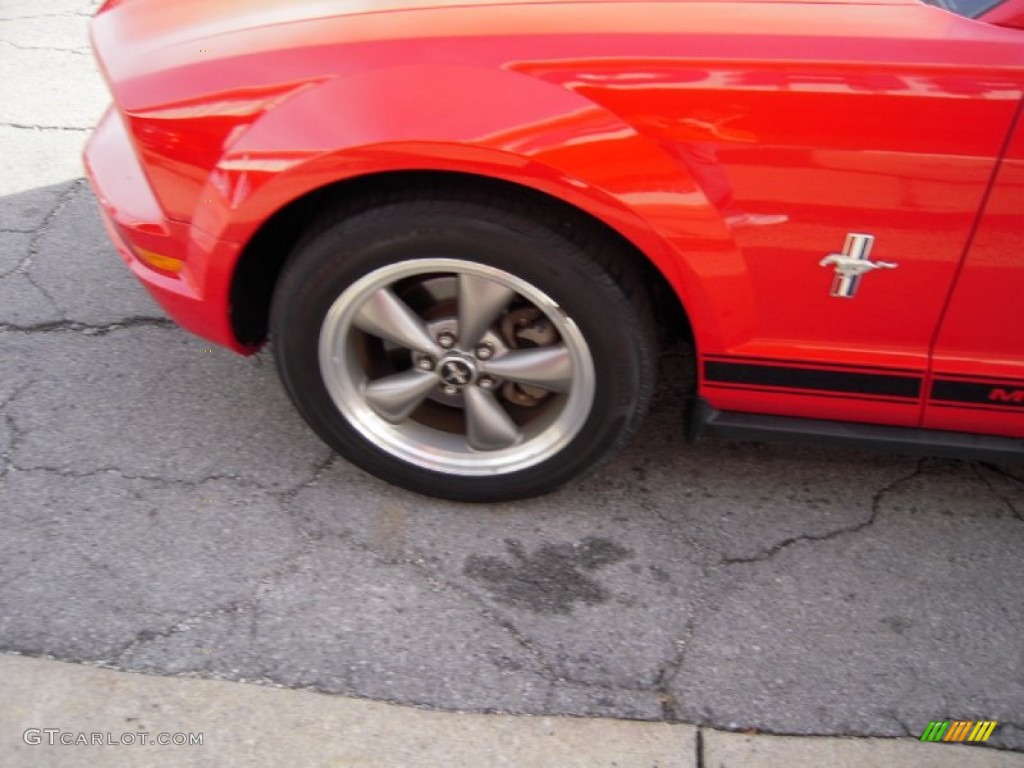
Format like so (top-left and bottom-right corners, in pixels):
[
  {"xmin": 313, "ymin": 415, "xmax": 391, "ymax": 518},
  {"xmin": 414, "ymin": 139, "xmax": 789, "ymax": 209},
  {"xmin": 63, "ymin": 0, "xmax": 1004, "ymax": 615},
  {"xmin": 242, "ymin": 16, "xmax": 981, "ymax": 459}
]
[
  {"xmin": 210, "ymin": 62, "xmax": 723, "ymax": 356},
  {"xmin": 230, "ymin": 169, "xmax": 694, "ymax": 354}
]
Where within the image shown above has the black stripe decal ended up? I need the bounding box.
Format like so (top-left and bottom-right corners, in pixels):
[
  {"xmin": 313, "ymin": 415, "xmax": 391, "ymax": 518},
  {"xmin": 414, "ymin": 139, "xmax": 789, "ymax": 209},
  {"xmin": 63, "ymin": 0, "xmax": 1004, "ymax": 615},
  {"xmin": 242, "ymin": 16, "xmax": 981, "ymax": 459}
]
[
  {"xmin": 931, "ymin": 380, "xmax": 1024, "ymax": 409},
  {"xmin": 704, "ymin": 381, "xmax": 921, "ymax": 406},
  {"xmin": 928, "ymin": 401, "xmax": 1024, "ymax": 414},
  {"xmin": 931, "ymin": 370, "xmax": 1024, "ymax": 383},
  {"xmin": 704, "ymin": 354, "xmax": 921, "ymax": 375},
  {"xmin": 705, "ymin": 361, "xmax": 921, "ymax": 399}
]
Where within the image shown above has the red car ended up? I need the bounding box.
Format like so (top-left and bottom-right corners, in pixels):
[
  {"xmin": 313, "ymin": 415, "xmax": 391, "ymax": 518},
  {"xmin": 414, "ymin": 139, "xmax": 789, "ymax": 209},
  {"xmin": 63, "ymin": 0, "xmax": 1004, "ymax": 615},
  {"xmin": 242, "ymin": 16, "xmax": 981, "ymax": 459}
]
[{"xmin": 85, "ymin": 0, "xmax": 1024, "ymax": 501}]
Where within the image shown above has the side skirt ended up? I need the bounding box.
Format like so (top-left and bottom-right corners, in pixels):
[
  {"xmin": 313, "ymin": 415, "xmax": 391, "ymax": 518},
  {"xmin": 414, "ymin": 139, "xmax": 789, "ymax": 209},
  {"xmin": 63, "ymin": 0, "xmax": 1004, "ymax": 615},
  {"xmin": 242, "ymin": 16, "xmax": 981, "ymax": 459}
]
[{"xmin": 686, "ymin": 398, "xmax": 1024, "ymax": 462}]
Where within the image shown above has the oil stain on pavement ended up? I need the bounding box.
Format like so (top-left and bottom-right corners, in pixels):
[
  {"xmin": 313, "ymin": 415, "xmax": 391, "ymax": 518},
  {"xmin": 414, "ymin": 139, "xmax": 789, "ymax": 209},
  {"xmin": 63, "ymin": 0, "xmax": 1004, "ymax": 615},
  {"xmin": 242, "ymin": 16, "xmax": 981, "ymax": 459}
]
[{"xmin": 464, "ymin": 537, "xmax": 632, "ymax": 614}]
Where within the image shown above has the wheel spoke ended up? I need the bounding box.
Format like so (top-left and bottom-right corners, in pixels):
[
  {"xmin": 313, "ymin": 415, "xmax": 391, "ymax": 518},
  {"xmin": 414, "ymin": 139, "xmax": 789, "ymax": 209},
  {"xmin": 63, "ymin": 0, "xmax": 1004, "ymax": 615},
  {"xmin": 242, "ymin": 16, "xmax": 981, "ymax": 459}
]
[
  {"xmin": 355, "ymin": 288, "xmax": 440, "ymax": 356},
  {"xmin": 464, "ymin": 387, "xmax": 521, "ymax": 451},
  {"xmin": 364, "ymin": 369, "xmax": 439, "ymax": 424},
  {"xmin": 457, "ymin": 274, "xmax": 515, "ymax": 349},
  {"xmin": 480, "ymin": 345, "xmax": 572, "ymax": 393}
]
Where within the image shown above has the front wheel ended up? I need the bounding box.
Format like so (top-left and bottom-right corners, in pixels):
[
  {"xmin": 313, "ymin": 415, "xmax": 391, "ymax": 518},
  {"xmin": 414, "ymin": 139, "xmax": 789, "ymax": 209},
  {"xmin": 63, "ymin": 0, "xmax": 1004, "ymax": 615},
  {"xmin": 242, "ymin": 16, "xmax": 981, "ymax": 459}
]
[{"xmin": 270, "ymin": 196, "xmax": 656, "ymax": 501}]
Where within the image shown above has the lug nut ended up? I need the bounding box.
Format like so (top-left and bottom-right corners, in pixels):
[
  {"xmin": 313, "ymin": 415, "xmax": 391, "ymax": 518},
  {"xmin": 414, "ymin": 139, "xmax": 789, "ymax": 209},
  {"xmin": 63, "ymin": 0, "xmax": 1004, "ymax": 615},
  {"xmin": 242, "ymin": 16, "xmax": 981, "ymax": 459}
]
[
  {"xmin": 437, "ymin": 332, "xmax": 457, "ymax": 349},
  {"xmin": 441, "ymin": 384, "xmax": 459, "ymax": 396},
  {"xmin": 474, "ymin": 343, "xmax": 494, "ymax": 361},
  {"xmin": 417, "ymin": 358, "xmax": 435, "ymax": 372},
  {"xmin": 478, "ymin": 376, "xmax": 497, "ymax": 391}
]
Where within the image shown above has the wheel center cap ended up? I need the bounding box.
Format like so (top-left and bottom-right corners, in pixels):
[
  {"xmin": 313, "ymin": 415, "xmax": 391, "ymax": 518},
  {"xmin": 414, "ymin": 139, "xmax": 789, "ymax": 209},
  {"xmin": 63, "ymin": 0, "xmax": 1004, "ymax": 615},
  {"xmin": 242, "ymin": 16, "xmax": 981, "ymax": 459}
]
[{"xmin": 440, "ymin": 358, "xmax": 474, "ymax": 389}]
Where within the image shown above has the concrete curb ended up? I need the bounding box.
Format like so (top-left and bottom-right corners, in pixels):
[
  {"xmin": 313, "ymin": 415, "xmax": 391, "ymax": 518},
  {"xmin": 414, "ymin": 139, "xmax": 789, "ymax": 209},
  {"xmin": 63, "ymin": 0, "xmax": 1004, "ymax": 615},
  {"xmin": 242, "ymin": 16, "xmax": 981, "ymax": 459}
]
[
  {"xmin": 2, "ymin": 654, "xmax": 1021, "ymax": 767},
  {"xmin": 1, "ymin": 654, "xmax": 694, "ymax": 767}
]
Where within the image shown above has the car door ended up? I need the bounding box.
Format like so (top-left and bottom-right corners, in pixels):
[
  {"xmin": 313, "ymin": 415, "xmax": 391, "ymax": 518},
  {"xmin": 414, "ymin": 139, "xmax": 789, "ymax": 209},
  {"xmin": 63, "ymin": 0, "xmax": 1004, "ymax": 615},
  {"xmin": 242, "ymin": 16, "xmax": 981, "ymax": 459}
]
[
  {"xmin": 569, "ymin": 2, "xmax": 1024, "ymax": 429},
  {"xmin": 925, "ymin": 108, "xmax": 1024, "ymax": 438}
]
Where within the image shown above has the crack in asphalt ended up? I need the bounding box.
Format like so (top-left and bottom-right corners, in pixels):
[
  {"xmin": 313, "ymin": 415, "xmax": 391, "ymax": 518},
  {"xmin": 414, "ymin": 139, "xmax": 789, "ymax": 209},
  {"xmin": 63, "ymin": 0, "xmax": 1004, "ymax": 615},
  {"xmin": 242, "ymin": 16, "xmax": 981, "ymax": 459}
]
[
  {"xmin": 3, "ymin": 180, "xmax": 84, "ymax": 299},
  {"xmin": 3, "ymin": 389, "xmax": 333, "ymax": 519},
  {"xmin": 972, "ymin": 464, "xmax": 1024, "ymax": 522},
  {"xmin": 5, "ymin": 463, "xmax": 272, "ymax": 498},
  {"xmin": 107, "ymin": 528, "xmax": 323, "ymax": 665},
  {"xmin": 0, "ymin": 374, "xmax": 282, "ymax": 493},
  {"xmin": 274, "ymin": 452, "xmax": 337, "ymax": 508},
  {"xmin": 651, "ymin": 564, "xmax": 714, "ymax": 722},
  {"xmin": 389, "ymin": 551, "xmax": 562, "ymax": 685},
  {"xmin": 23, "ymin": 273, "xmax": 64, "ymax": 319},
  {"xmin": 891, "ymin": 715, "xmax": 917, "ymax": 739},
  {"xmin": 244, "ymin": 526, "xmax": 326, "ymax": 641},
  {"xmin": 983, "ymin": 463, "xmax": 1024, "ymax": 486},
  {"xmin": 717, "ymin": 460, "xmax": 926, "ymax": 566},
  {"xmin": 654, "ymin": 666, "xmax": 681, "ymax": 722},
  {"xmin": 111, "ymin": 599, "xmax": 252, "ymax": 665},
  {"xmin": 0, "ymin": 317, "xmax": 177, "ymax": 336},
  {"xmin": 0, "ymin": 380, "xmax": 35, "ymax": 480},
  {"xmin": 0, "ymin": 412, "xmax": 18, "ymax": 475},
  {"xmin": 107, "ymin": 524, "xmax": 324, "ymax": 668},
  {"xmin": 21, "ymin": 456, "xmax": 351, "ymax": 670},
  {"xmin": 979, "ymin": 462, "xmax": 1024, "ymax": 524}
]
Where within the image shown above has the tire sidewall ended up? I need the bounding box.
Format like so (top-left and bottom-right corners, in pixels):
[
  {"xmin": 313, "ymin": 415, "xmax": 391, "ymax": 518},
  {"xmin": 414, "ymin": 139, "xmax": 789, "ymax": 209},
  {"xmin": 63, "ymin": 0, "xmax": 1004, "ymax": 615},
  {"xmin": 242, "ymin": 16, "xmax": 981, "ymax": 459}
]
[{"xmin": 271, "ymin": 205, "xmax": 651, "ymax": 501}]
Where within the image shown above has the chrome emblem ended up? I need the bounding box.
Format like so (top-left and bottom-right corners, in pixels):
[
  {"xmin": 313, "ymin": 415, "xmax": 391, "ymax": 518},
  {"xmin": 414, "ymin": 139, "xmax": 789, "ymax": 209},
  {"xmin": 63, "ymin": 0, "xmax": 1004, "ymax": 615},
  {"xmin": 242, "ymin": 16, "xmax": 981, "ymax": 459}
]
[
  {"xmin": 819, "ymin": 233, "xmax": 898, "ymax": 299},
  {"xmin": 441, "ymin": 360, "xmax": 472, "ymax": 388}
]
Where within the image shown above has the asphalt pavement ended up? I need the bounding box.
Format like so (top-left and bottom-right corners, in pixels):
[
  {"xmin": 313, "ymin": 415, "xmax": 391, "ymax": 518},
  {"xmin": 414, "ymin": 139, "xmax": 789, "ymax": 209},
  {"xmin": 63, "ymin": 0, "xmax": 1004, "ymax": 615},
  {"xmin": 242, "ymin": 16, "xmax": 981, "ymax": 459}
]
[{"xmin": 1, "ymin": 1, "xmax": 1022, "ymax": 766}]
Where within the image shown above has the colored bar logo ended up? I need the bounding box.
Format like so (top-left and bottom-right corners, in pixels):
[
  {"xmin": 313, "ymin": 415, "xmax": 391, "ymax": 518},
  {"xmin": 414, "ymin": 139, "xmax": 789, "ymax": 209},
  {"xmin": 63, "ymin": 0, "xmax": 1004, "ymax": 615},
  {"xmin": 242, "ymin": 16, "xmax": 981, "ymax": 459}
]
[{"xmin": 920, "ymin": 721, "xmax": 998, "ymax": 743}]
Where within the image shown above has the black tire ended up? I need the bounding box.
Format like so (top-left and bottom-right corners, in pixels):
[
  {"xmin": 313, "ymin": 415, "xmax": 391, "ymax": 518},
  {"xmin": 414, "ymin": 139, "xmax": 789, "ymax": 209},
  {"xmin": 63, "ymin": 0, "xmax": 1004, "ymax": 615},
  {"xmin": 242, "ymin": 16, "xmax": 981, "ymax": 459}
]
[{"xmin": 270, "ymin": 193, "xmax": 656, "ymax": 502}]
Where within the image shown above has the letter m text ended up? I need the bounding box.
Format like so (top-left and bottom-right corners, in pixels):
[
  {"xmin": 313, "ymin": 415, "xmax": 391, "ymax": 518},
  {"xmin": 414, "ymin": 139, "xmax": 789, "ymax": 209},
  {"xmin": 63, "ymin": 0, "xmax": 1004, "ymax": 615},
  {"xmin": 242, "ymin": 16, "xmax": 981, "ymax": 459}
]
[{"xmin": 989, "ymin": 388, "xmax": 1024, "ymax": 404}]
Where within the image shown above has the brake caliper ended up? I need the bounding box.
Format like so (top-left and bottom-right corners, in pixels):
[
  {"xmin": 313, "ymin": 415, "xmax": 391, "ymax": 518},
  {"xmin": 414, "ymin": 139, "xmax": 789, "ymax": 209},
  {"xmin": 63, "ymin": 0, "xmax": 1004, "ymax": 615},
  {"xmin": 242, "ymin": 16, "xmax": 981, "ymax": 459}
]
[{"xmin": 500, "ymin": 307, "xmax": 560, "ymax": 407}]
